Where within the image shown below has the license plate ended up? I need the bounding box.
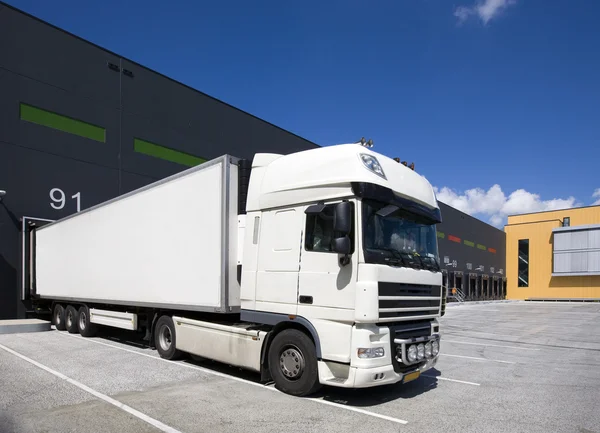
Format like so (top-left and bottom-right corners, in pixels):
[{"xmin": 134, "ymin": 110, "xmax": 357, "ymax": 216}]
[{"xmin": 403, "ymin": 371, "xmax": 420, "ymax": 383}]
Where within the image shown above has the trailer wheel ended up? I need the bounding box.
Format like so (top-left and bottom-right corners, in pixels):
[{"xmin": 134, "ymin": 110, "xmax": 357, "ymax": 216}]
[
  {"xmin": 154, "ymin": 316, "xmax": 183, "ymax": 360},
  {"xmin": 64, "ymin": 305, "xmax": 79, "ymax": 334},
  {"xmin": 268, "ymin": 329, "xmax": 322, "ymax": 397},
  {"xmin": 77, "ymin": 306, "xmax": 97, "ymax": 337},
  {"xmin": 52, "ymin": 304, "xmax": 66, "ymax": 331}
]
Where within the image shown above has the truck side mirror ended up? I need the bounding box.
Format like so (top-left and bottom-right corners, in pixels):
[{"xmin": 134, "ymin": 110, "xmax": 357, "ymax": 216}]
[
  {"xmin": 334, "ymin": 201, "xmax": 352, "ymax": 234},
  {"xmin": 332, "ymin": 236, "xmax": 351, "ymax": 255}
]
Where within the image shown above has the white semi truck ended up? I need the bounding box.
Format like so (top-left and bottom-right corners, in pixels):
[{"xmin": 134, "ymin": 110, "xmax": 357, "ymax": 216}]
[{"xmin": 26, "ymin": 142, "xmax": 446, "ymax": 396}]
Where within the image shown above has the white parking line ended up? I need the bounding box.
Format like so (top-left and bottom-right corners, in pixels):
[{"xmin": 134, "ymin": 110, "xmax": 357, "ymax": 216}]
[
  {"xmin": 421, "ymin": 375, "xmax": 480, "ymax": 386},
  {"xmin": 444, "ymin": 340, "xmax": 540, "ymax": 351},
  {"xmin": 0, "ymin": 342, "xmax": 182, "ymax": 433},
  {"xmin": 59, "ymin": 333, "xmax": 409, "ymax": 425},
  {"xmin": 440, "ymin": 353, "xmax": 516, "ymax": 364}
]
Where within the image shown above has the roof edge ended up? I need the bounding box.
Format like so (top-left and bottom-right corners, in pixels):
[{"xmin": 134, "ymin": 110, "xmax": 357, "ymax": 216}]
[{"xmin": 507, "ymin": 203, "xmax": 600, "ymax": 219}]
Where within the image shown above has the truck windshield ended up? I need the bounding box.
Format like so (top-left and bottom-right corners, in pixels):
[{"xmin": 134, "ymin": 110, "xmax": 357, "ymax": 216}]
[{"xmin": 362, "ymin": 199, "xmax": 440, "ymax": 271}]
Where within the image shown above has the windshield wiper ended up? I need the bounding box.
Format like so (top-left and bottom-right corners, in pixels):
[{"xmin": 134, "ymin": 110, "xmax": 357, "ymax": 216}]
[
  {"xmin": 368, "ymin": 247, "xmax": 407, "ymax": 267},
  {"xmin": 403, "ymin": 252, "xmax": 441, "ymax": 272},
  {"xmin": 397, "ymin": 251, "xmax": 426, "ymax": 270},
  {"xmin": 422, "ymin": 255, "xmax": 441, "ymax": 272},
  {"xmin": 380, "ymin": 248, "xmax": 423, "ymax": 270}
]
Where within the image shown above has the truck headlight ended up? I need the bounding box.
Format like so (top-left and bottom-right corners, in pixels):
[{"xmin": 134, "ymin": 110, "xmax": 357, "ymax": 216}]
[
  {"xmin": 407, "ymin": 345, "xmax": 417, "ymax": 362},
  {"xmin": 359, "ymin": 154, "xmax": 387, "ymax": 179},
  {"xmin": 425, "ymin": 342, "xmax": 432, "ymax": 358},
  {"xmin": 417, "ymin": 343, "xmax": 425, "ymax": 360},
  {"xmin": 358, "ymin": 347, "xmax": 385, "ymax": 359},
  {"xmin": 432, "ymin": 340, "xmax": 439, "ymax": 356}
]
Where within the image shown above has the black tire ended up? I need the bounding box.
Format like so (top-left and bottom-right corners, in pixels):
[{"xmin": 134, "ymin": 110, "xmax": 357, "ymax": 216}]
[
  {"xmin": 77, "ymin": 306, "xmax": 97, "ymax": 337},
  {"xmin": 64, "ymin": 305, "xmax": 79, "ymax": 334},
  {"xmin": 154, "ymin": 315, "xmax": 183, "ymax": 360},
  {"xmin": 268, "ymin": 329, "xmax": 322, "ymax": 397},
  {"xmin": 53, "ymin": 304, "xmax": 66, "ymax": 331}
]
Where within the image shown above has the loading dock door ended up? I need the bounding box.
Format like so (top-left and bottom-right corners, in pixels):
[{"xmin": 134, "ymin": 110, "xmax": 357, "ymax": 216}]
[
  {"xmin": 482, "ymin": 276, "xmax": 489, "ymax": 299},
  {"xmin": 455, "ymin": 273, "xmax": 463, "ymax": 293},
  {"xmin": 469, "ymin": 274, "xmax": 477, "ymax": 300},
  {"xmin": 20, "ymin": 216, "xmax": 54, "ymax": 301}
]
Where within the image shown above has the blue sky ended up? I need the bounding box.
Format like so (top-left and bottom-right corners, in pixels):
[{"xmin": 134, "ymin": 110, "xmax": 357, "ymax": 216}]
[{"xmin": 7, "ymin": 0, "xmax": 600, "ymax": 226}]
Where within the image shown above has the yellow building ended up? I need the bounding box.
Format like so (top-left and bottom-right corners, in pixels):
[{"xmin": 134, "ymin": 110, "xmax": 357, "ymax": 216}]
[{"xmin": 505, "ymin": 205, "xmax": 600, "ymax": 300}]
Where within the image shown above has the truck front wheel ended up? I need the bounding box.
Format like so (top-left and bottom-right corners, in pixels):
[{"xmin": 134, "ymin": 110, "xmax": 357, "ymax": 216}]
[
  {"xmin": 268, "ymin": 329, "xmax": 322, "ymax": 397},
  {"xmin": 154, "ymin": 315, "xmax": 183, "ymax": 360}
]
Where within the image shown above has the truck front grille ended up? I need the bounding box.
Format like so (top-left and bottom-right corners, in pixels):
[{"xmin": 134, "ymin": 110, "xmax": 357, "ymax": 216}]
[{"xmin": 378, "ymin": 282, "xmax": 441, "ymax": 322}]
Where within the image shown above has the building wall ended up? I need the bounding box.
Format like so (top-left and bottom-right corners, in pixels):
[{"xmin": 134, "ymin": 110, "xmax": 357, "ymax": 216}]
[
  {"xmin": 0, "ymin": 2, "xmax": 317, "ymax": 319},
  {"xmin": 436, "ymin": 202, "xmax": 506, "ymax": 298},
  {"xmin": 505, "ymin": 206, "xmax": 600, "ymax": 300}
]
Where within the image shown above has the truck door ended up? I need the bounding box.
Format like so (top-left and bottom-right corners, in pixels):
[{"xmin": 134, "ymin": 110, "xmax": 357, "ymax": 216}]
[
  {"xmin": 297, "ymin": 201, "xmax": 358, "ymax": 319},
  {"xmin": 255, "ymin": 208, "xmax": 302, "ymax": 315}
]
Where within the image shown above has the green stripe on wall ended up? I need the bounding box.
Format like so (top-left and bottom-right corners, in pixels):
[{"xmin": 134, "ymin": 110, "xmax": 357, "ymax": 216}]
[
  {"xmin": 437, "ymin": 232, "xmax": 445, "ymax": 238},
  {"xmin": 20, "ymin": 103, "xmax": 105, "ymax": 142},
  {"xmin": 464, "ymin": 240, "xmax": 475, "ymax": 247},
  {"xmin": 134, "ymin": 138, "xmax": 206, "ymax": 167},
  {"xmin": 477, "ymin": 244, "xmax": 487, "ymax": 250}
]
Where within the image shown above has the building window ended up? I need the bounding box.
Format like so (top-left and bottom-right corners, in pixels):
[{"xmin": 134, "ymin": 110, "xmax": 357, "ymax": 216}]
[
  {"xmin": 305, "ymin": 203, "xmax": 354, "ymax": 253},
  {"xmin": 518, "ymin": 239, "xmax": 529, "ymax": 287},
  {"xmin": 562, "ymin": 217, "xmax": 570, "ymax": 227}
]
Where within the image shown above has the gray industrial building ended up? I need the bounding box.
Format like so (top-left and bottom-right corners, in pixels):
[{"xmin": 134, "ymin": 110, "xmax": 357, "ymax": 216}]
[{"xmin": 0, "ymin": 2, "xmax": 505, "ymax": 319}]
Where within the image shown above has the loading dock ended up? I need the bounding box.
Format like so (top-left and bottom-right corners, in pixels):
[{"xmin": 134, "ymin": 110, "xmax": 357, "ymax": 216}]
[{"xmin": 482, "ymin": 275, "xmax": 489, "ymax": 299}]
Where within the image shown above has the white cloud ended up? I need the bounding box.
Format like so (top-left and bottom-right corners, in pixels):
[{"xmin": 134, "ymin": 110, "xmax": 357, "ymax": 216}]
[
  {"xmin": 454, "ymin": 0, "xmax": 517, "ymax": 25},
  {"xmin": 593, "ymin": 189, "xmax": 600, "ymax": 205},
  {"xmin": 434, "ymin": 184, "xmax": 580, "ymax": 227}
]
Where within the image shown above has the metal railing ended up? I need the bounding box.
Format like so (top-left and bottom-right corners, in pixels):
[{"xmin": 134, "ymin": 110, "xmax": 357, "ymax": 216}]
[{"xmin": 447, "ymin": 286, "xmax": 466, "ymax": 303}]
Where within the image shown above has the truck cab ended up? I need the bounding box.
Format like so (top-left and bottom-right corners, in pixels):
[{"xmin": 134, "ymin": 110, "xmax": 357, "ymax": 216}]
[{"xmin": 239, "ymin": 143, "xmax": 443, "ymax": 394}]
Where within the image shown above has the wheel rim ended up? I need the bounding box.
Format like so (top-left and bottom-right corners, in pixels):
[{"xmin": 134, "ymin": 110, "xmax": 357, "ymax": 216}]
[
  {"xmin": 158, "ymin": 324, "xmax": 172, "ymax": 352},
  {"xmin": 79, "ymin": 311, "xmax": 87, "ymax": 330},
  {"xmin": 66, "ymin": 310, "xmax": 73, "ymax": 328},
  {"xmin": 279, "ymin": 345, "xmax": 305, "ymax": 380},
  {"xmin": 55, "ymin": 309, "xmax": 61, "ymax": 326}
]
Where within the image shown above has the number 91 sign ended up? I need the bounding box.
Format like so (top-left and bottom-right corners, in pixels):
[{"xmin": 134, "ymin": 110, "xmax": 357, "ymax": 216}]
[{"xmin": 50, "ymin": 188, "xmax": 81, "ymax": 212}]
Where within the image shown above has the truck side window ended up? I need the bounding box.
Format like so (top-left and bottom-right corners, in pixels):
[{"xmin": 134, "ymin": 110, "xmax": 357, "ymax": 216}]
[{"xmin": 305, "ymin": 203, "xmax": 354, "ymax": 253}]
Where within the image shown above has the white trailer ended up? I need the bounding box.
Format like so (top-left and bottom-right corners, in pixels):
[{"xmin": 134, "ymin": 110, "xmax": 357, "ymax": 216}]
[
  {"xmin": 35, "ymin": 155, "xmax": 241, "ymax": 314},
  {"xmin": 28, "ymin": 143, "xmax": 447, "ymax": 396}
]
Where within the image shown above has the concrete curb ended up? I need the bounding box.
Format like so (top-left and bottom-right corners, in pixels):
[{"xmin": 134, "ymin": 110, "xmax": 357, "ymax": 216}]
[
  {"xmin": 447, "ymin": 300, "xmax": 519, "ymax": 307},
  {"xmin": 0, "ymin": 319, "xmax": 51, "ymax": 334}
]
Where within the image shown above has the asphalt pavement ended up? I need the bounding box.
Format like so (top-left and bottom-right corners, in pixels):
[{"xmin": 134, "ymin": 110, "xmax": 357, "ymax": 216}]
[{"xmin": 1, "ymin": 301, "xmax": 599, "ymax": 433}]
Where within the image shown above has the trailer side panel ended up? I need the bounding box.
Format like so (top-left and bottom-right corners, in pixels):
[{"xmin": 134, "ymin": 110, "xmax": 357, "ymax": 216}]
[{"xmin": 35, "ymin": 156, "xmax": 239, "ymax": 311}]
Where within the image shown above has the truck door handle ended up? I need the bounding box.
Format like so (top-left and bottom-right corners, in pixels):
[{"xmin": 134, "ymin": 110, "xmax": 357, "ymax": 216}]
[{"xmin": 299, "ymin": 296, "xmax": 313, "ymax": 304}]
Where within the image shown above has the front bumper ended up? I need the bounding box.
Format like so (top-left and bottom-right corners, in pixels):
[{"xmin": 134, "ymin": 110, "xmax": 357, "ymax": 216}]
[{"xmin": 318, "ymin": 354, "xmax": 438, "ymax": 389}]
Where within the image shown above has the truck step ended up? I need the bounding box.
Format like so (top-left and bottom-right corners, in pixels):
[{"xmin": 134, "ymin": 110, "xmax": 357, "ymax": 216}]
[{"xmin": 326, "ymin": 377, "xmax": 348, "ymax": 384}]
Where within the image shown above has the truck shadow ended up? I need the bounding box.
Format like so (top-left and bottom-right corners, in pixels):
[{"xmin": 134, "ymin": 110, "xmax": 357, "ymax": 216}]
[
  {"xmin": 314, "ymin": 370, "xmax": 440, "ymax": 407},
  {"xmin": 183, "ymin": 354, "xmax": 440, "ymax": 406},
  {"xmin": 94, "ymin": 328, "xmax": 440, "ymax": 406}
]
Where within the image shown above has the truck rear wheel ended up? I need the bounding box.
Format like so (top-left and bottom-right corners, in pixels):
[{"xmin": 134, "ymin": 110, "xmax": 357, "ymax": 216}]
[
  {"xmin": 64, "ymin": 305, "xmax": 79, "ymax": 334},
  {"xmin": 77, "ymin": 306, "xmax": 97, "ymax": 337},
  {"xmin": 52, "ymin": 304, "xmax": 66, "ymax": 331},
  {"xmin": 268, "ymin": 329, "xmax": 322, "ymax": 397},
  {"xmin": 154, "ymin": 315, "xmax": 183, "ymax": 360}
]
